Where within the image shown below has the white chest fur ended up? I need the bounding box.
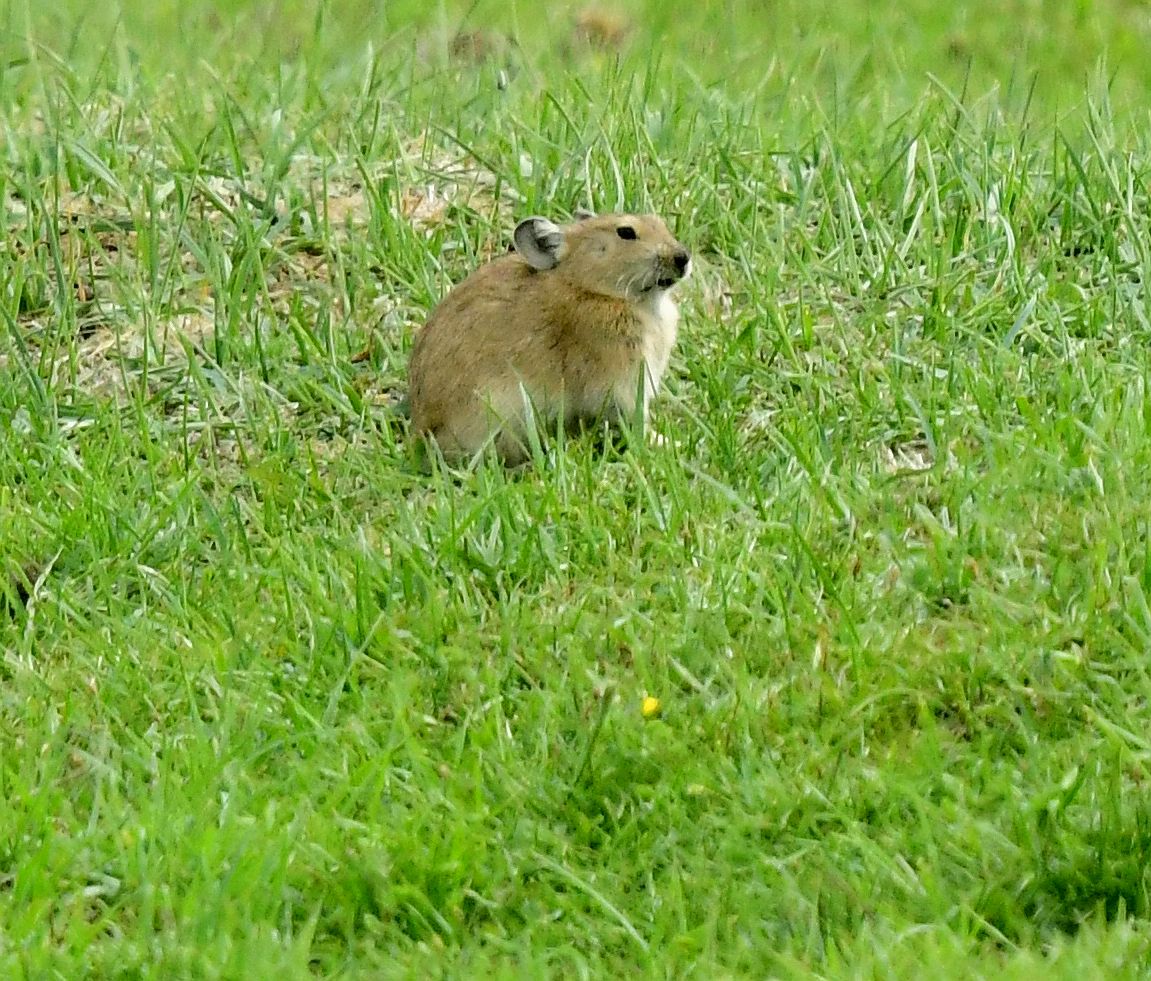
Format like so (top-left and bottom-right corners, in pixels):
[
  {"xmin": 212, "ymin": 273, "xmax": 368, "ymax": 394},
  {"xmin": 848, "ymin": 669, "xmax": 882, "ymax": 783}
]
[
  {"xmin": 638, "ymin": 290, "xmax": 679, "ymax": 404},
  {"xmin": 600, "ymin": 289, "xmax": 680, "ymax": 418}
]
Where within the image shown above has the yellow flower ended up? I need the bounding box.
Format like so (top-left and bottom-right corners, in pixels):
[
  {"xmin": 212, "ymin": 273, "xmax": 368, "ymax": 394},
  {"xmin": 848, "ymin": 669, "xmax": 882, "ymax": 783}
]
[{"xmin": 641, "ymin": 696, "xmax": 662, "ymax": 720}]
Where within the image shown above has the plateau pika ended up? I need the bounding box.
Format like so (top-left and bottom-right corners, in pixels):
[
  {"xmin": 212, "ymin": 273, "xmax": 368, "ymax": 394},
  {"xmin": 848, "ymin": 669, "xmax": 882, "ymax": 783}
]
[{"xmin": 407, "ymin": 211, "xmax": 691, "ymax": 465}]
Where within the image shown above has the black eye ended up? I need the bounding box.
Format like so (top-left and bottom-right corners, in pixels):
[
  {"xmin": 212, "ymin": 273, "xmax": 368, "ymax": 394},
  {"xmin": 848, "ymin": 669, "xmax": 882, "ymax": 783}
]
[{"xmin": 616, "ymin": 226, "xmax": 637, "ymax": 240}]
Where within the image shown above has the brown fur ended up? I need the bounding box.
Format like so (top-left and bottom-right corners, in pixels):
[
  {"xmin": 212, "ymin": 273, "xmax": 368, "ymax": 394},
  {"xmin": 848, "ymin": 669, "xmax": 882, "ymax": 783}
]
[{"xmin": 408, "ymin": 212, "xmax": 691, "ymax": 465}]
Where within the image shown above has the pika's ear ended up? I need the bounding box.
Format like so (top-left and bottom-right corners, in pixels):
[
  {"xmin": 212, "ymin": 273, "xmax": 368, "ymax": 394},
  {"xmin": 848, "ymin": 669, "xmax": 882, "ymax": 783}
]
[
  {"xmin": 573, "ymin": 207, "xmax": 596, "ymax": 220},
  {"xmin": 513, "ymin": 217, "xmax": 564, "ymax": 270}
]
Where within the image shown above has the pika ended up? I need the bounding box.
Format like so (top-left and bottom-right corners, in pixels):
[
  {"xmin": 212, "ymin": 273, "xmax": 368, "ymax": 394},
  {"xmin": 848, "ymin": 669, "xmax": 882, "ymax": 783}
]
[{"xmin": 407, "ymin": 211, "xmax": 691, "ymax": 465}]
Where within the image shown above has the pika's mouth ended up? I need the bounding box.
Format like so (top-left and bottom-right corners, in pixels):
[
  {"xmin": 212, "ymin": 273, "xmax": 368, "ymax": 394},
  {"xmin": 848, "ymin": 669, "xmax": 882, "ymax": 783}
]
[
  {"xmin": 635, "ymin": 277, "xmax": 668, "ymax": 296},
  {"xmin": 646, "ymin": 267, "xmax": 687, "ymax": 292},
  {"xmin": 652, "ymin": 249, "xmax": 691, "ymax": 291},
  {"xmin": 632, "ymin": 254, "xmax": 691, "ymax": 296}
]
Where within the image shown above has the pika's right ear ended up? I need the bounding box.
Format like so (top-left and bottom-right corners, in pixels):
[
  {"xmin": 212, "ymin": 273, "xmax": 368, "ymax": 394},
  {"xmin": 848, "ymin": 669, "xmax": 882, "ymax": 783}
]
[{"xmin": 513, "ymin": 217, "xmax": 564, "ymax": 270}]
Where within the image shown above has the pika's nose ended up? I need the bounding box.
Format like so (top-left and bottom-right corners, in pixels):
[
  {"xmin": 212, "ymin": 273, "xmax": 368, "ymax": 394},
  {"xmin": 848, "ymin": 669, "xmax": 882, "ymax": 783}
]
[{"xmin": 672, "ymin": 248, "xmax": 691, "ymax": 275}]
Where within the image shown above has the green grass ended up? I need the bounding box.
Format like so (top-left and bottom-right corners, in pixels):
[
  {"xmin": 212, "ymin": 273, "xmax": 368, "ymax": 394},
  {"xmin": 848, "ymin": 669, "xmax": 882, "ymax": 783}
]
[{"xmin": 5, "ymin": 0, "xmax": 1151, "ymax": 975}]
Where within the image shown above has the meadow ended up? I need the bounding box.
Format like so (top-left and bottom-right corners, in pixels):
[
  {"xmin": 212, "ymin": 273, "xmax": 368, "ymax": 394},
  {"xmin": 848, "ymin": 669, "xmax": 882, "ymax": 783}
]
[{"xmin": 5, "ymin": 0, "xmax": 1151, "ymax": 975}]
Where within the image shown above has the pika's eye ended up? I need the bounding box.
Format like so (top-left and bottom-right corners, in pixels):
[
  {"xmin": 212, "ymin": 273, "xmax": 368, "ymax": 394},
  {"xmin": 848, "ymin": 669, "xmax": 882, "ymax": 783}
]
[{"xmin": 616, "ymin": 226, "xmax": 637, "ymax": 240}]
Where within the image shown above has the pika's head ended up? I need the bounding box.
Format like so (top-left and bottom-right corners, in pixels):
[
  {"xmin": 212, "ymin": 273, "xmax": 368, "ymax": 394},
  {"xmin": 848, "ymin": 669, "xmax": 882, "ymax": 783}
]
[{"xmin": 512, "ymin": 212, "xmax": 691, "ymax": 302}]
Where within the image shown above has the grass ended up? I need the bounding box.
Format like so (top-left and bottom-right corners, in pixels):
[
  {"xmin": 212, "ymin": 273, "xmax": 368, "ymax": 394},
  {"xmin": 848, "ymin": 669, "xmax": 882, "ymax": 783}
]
[{"xmin": 5, "ymin": 0, "xmax": 1151, "ymax": 975}]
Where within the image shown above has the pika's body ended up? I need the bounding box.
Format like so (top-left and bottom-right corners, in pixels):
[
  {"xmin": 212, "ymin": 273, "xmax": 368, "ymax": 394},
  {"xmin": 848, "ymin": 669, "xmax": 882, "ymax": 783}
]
[{"xmin": 408, "ymin": 212, "xmax": 691, "ymax": 465}]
